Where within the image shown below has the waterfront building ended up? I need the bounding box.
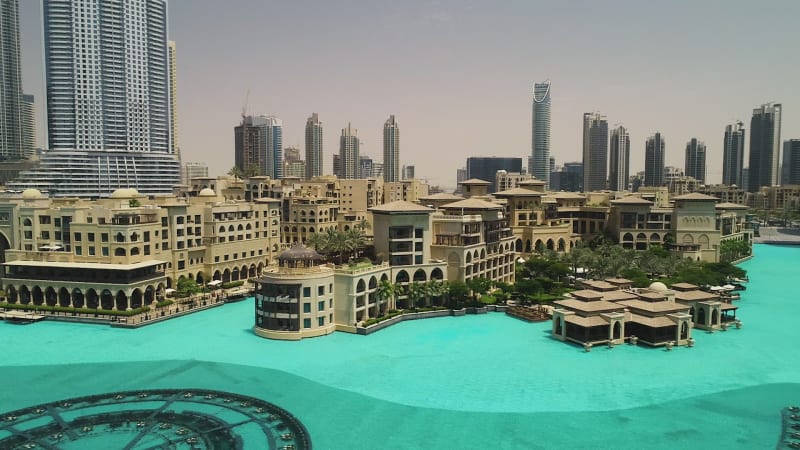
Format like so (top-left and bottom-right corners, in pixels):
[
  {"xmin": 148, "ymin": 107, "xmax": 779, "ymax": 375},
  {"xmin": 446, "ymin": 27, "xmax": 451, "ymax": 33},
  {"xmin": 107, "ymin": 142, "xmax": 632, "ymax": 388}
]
[
  {"xmin": 644, "ymin": 132, "xmax": 666, "ymax": 187},
  {"xmin": 383, "ymin": 115, "xmax": 400, "ymax": 182},
  {"xmin": 748, "ymin": 103, "xmax": 782, "ymax": 192},
  {"xmin": 430, "ymin": 196, "xmax": 516, "ymax": 284},
  {"xmin": 181, "ymin": 162, "xmax": 209, "ymax": 185},
  {"xmin": 609, "ymin": 126, "xmax": 630, "ymax": 191},
  {"xmin": 339, "ymin": 123, "xmax": 359, "ymax": 179},
  {"xmin": 0, "ymin": 0, "xmax": 24, "ymax": 161},
  {"xmin": 684, "ymin": 138, "xmax": 707, "ymax": 184},
  {"xmin": 530, "ymin": 80, "xmax": 552, "ymax": 182},
  {"xmin": 9, "ymin": 0, "xmax": 180, "ymax": 196},
  {"xmin": 305, "ymin": 113, "xmax": 323, "ymax": 179},
  {"xmin": 234, "ymin": 115, "xmax": 283, "ymax": 178},
  {"xmin": 722, "ymin": 122, "xmax": 745, "ymax": 186},
  {"xmin": 0, "ymin": 188, "xmax": 282, "ymax": 309},
  {"xmin": 466, "ymin": 157, "xmax": 523, "ymax": 194},
  {"xmin": 582, "ymin": 112, "xmax": 608, "ymax": 192},
  {"xmin": 492, "ymin": 186, "xmax": 577, "ymax": 254}
]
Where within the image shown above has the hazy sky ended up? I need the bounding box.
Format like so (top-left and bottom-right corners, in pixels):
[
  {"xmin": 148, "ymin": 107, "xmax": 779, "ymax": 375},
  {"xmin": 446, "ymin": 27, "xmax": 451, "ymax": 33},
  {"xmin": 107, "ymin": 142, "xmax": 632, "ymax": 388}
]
[{"xmin": 18, "ymin": 1, "xmax": 800, "ymax": 189}]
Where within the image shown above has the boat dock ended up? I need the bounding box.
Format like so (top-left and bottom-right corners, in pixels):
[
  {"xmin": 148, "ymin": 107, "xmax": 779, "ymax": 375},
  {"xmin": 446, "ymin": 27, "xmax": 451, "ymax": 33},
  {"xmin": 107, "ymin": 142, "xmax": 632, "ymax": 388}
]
[
  {"xmin": 0, "ymin": 310, "xmax": 46, "ymax": 324},
  {"xmin": 754, "ymin": 227, "xmax": 800, "ymax": 245}
]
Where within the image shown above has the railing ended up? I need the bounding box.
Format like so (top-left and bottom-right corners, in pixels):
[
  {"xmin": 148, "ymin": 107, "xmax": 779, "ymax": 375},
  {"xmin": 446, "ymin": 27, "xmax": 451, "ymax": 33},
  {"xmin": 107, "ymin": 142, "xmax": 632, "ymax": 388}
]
[{"xmin": 334, "ymin": 261, "xmax": 389, "ymax": 275}]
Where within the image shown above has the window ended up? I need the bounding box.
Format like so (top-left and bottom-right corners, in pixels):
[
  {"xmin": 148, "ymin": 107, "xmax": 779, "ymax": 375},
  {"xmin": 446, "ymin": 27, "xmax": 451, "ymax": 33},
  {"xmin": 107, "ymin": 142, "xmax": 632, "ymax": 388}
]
[
  {"xmin": 318, "ymin": 286, "xmax": 324, "ymax": 295},
  {"xmin": 303, "ymin": 303, "xmax": 311, "ymax": 313},
  {"xmin": 214, "ymin": 256, "xmax": 220, "ymax": 263},
  {"xmin": 318, "ymin": 301, "xmax": 325, "ymax": 311},
  {"xmin": 75, "ymin": 246, "xmax": 82, "ymax": 255},
  {"xmin": 41, "ymin": 231, "xmax": 50, "ymax": 239},
  {"xmin": 161, "ymin": 217, "xmax": 168, "ymax": 226},
  {"xmin": 55, "ymin": 231, "xmax": 62, "ymax": 240},
  {"xmin": 24, "ymin": 230, "xmax": 32, "ymax": 239},
  {"xmin": 303, "ymin": 318, "xmax": 311, "ymax": 329},
  {"xmin": 39, "ymin": 216, "xmax": 51, "ymax": 225},
  {"xmin": 318, "ymin": 317, "xmax": 325, "ymax": 326},
  {"xmin": 101, "ymin": 233, "xmax": 108, "ymax": 242},
  {"xmin": 144, "ymin": 231, "xmax": 150, "ymax": 242},
  {"xmin": 144, "ymin": 245, "xmax": 150, "ymax": 255},
  {"xmin": 74, "ymin": 232, "xmax": 82, "ymax": 242},
  {"xmin": 54, "ymin": 218, "xmax": 61, "ymax": 227},
  {"xmin": 329, "ymin": 299, "xmax": 333, "ymax": 308},
  {"xmin": 88, "ymin": 233, "xmax": 95, "ymax": 242},
  {"xmin": 303, "ymin": 287, "xmax": 311, "ymax": 297},
  {"xmin": 415, "ymin": 228, "xmax": 423, "ymax": 238},
  {"xmin": 178, "ymin": 260, "xmax": 185, "ymax": 270},
  {"xmin": 88, "ymin": 246, "xmax": 95, "ymax": 256},
  {"xmin": 102, "ymin": 247, "xmax": 109, "ymax": 256},
  {"xmin": 415, "ymin": 255, "xmax": 423, "ymax": 264}
]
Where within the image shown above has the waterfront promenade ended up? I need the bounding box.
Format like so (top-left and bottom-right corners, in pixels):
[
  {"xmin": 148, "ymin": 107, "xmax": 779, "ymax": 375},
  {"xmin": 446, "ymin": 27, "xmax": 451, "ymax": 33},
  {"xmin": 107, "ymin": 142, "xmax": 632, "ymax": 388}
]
[{"xmin": 754, "ymin": 227, "xmax": 800, "ymax": 245}]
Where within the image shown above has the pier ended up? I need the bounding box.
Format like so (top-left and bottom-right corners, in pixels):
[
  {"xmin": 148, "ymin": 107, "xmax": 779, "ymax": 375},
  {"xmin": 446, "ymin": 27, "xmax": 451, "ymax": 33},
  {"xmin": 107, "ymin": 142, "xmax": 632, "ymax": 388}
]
[{"xmin": 753, "ymin": 227, "xmax": 800, "ymax": 245}]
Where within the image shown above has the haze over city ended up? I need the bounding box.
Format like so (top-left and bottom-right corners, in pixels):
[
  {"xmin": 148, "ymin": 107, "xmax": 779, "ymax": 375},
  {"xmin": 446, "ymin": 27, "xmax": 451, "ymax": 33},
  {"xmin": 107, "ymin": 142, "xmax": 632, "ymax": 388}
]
[{"xmin": 17, "ymin": 0, "xmax": 800, "ymax": 189}]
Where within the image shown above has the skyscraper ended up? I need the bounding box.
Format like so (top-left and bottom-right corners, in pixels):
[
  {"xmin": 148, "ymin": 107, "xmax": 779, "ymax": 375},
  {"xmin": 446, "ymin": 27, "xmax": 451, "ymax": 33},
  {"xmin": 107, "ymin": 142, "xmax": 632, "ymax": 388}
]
[
  {"xmin": 644, "ymin": 132, "xmax": 665, "ymax": 187},
  {"xmin": 168, "ymin": 41, "xmax": 179, "ymax": 159},
  {"xmin": 684, "ymin": 138, "xmax": 707, "ymax": 184},
  {"xmin": 21, "ymin": 94, "xmax": 35, "ymax": 158},
  {"xmin": 360, "ymin": 155, "xmax": 375, "ymax": 178},
  {"xmin": 339, "ymin": 123, "xmax": 359, "ymax": 179},
  {"xmin": 0, "ymin": 0, "xmax": 24, "ymax": 161},
  {"xmin": 283, "ymin": 146, "xmax": 305, "ymax": 178},
  {"xmin": 234, "ymin": 115, "xmax": 283, "ymax": 178},
  {"xmin": 748, "ymin": 103, "xmax": 782, "ymax": 192},
  {"xmin": 305, "ymin": 113, "xmax": 323, "ymax": 179},
  {"xmin": 582, "ymin": 112, "xmax": 608, "ymax": 192},
  {"xmin": 383, "ymin": 115, "xmax": 400, "ymax": 182},
  {"xmin": 10, "ymin": 0, "xmax": 180, "ymax": 196},
  {"xmin": 783, "ymin": 140, "xmax": 800, "ymax": 185},
  {"xmin": 722, "ymin": 122, "xmax": 745, "ymax": 186},
  {"xmin": 609, "ymin": 125, "xmax": 630, "ymax": 191},
  {"xmin": 529, "ymin": 80, "xmax": 551, "ymax": 182}
]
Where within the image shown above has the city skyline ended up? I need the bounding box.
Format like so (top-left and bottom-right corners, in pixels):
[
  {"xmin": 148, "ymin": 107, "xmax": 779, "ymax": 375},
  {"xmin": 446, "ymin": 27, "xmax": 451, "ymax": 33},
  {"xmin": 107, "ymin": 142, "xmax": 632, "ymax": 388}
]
[{"xmin": 15, "ymin": 1, "xmax": 800, "ymax": 189}]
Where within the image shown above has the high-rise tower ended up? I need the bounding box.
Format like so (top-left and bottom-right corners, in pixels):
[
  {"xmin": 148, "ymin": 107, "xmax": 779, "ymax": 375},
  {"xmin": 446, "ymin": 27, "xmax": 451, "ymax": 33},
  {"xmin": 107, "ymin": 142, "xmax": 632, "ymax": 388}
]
[
  {"xmin": 305, "ymin": 113, "xmax": 323, "ymax": 179},
  {"xmin": 0, "ymin": 0, "xmax": 24, "ymax": 161},
  {"xmin": 21, "ymin": 94, "xmax": 35, "ymax": 158},
  {"xmin": 644, "ymin": 132, "xmax": 665, "ymax": 187},
  {"xmin": 529, "ymin": 80, "xmax": 551, "ymax": 182},
  {"xmin": 10, "ymin": 0, "xmax": 180, "ymax": 196},
  {"xmin": 339, "ymin": 123, "xmax": 359, "ymax": 179},
  {"xmin": 722, "ymin": 122, "xmax": 745, "ymax": 186},
  {"xmin": 609, "ymin": 125, "xmax": 630, "ymax": 191},
  {"xmin": 748, "ymin": 103, "xmax": 782, "ymax": 192},
  {"xmin": 234, "ymin": 115, "xmax": 283, "ymax": 178},
  {"xmin": 168, "ymin": 40, "xmax": 179, "ymax": 159},
  {"xmin": 582, "ymin": 112, "xmax": 608, "ymax": 192},
  {"xmin": 684, "ymin": 138, "xmax": 706, "ymax": 184},
  {"xmin": 383, "ymin": 115, "xmax": 400, "ymax": 182}
]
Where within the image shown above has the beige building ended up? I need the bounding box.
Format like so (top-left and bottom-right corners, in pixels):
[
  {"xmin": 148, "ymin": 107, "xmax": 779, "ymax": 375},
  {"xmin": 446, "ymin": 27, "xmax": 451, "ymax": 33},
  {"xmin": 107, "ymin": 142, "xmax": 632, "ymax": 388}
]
[
  {"xmin": 0, "ymin": 188, "xmax": 281, "ymax": 310},
  {"xmin": 384, "ymin": 179, "xmax": 429, "ymax": 204}
]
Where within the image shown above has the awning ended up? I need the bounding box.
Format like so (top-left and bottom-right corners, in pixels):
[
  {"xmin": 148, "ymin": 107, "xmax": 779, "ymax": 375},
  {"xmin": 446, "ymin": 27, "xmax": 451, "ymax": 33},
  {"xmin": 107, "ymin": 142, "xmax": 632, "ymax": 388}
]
[
  {"xmin": 207, "ymin": 280, "xmax": 222, "ymax": 286},
  {"xmin": 165, "ymin": 288, "xmax": 176, "ymax": 294}
]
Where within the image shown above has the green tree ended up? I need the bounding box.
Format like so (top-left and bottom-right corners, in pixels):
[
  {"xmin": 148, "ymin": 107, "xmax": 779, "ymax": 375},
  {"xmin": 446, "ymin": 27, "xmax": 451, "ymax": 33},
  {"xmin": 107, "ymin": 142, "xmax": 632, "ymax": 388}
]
[
  {"xmin": 447, "ymin": 280, "xmax": 469, "ymax": 308},
  {"xmin": 375, "ymin": 279, "xmax": 396, "ymax": 312},
  {"xmin": 407, "ymin": 282, "xmax": 426, "ymax": 309},
  {"xmin": 306, "ymin": 232, "xmax": 328, "ymax": 253},
  {"xmin": 176, "ymin": 277, "xmax": 201, "ymax": 297},
  {"xmin": 128, "ymin": 198, "xmax": 141, "ymax": 208},
  {"xmin": 465, "ymin": 277, "xmax": 492, "ymax": 303}
]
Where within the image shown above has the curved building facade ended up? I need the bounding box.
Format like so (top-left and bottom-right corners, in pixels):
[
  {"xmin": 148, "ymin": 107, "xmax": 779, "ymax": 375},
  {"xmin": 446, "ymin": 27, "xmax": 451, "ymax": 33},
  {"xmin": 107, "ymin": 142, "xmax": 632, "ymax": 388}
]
[
  {"xmin": 530, "ymin": 80, "xmax": 551, "ymax": 183},
  {"xmin": 254, "ymin": 244, "xmax": 336, "ymax": 340}
]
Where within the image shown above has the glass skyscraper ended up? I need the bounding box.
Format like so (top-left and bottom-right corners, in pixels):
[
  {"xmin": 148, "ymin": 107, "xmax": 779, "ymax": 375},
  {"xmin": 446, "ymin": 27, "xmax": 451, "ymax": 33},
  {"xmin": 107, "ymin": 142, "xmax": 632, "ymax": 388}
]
[
  {"xmin": 722, "ymin": 122, "xmax": 745, "ymax": 187},
  {"xmin": 582, "ymin": 112, "xmax": 608, "ymax": 192},
  {"xmin": 0, "ymin": 0, "xmax": 24, "ymax": 161},
  {"xmin": 383, "ymin": 115, "xmax": 400, "ymax": 182},
  {"xmin": 305, "ymin": 113, "xmax": 323, "ymax": 179},
  {"xmin": 684, "ymin": 138, "xmax": 707, "ymax": 184},
  {"xmin": 748, "ymin": 103, "xmax": 782, "ymax": 192},
  {"xmin": 609, "ymin": 126, "xmax": 630, "ymax": 191},
  {"xmin": 644, "ymin": 132, "xmax": 665, "ymax": 187},
  {"xmin": 10, "ymin": 0, "xmax": 180, "ymax": 197},
  {"xmin": 339, "ymin": 123, "xmax": 359, "ymax": 179},
  {"xmin": 234, "ymin": 115, "xmax": 283, "ymax": 179},
  {"xmin": 529, "ymin": 80, "xmax": 551, "ymax": 182}
]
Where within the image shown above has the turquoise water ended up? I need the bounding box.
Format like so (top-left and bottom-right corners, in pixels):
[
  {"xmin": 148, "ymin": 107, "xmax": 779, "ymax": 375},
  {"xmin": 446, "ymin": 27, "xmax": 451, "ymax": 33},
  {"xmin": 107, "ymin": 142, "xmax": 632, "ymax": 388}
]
[{"xmin": 1, "ymin": 244, "xmax": 798, "ymax": 449}]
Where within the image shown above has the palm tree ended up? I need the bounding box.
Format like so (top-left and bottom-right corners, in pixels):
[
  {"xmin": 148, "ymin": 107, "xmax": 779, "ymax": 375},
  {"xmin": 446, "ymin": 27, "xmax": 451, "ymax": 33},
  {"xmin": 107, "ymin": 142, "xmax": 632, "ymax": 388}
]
[
  {"xmin": 345, "ymin": 228, "xmax": 367, "ymax": 260},
  {"xmin": 427, "ymin": 280, "xmax": 447, "ymax": 306},
  {"xmin": 375, "ymin": 280, "xmax": 396, "ymax": 312},
  {"xmin": 407, "ymin": 282, "xmax": 425, "ymax": 310},
  {"xmin": 325, "ymin": 228, "xmax": 348, "ymax": 264},
  {"xmin": 306, "ymin": 232, "xmax": 328, "ymax": 253}
]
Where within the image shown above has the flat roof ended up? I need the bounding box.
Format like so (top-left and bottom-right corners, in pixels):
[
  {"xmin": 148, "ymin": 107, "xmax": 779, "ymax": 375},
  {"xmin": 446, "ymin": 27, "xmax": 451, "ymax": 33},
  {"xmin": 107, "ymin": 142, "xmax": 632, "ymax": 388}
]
[
  {"xmin": 616, "ymin": 300, "xmax": 690, "ymax": 314},
  {"xmin": 554, "ymin": 299, "xmax": 626, "ymax": 313},
  {"xmin": 674, "ymin": 290, "xmax": 719, "ymax": 302},
  {"xmin": 605, "ymin": 277, "xmax": 633, "ymax": 285},
  {"xmin": 3, "ymin": 259, "xmax": 168, "ymax": 271},
  {"xmin": 581, "ymin": 280, "xmax": 618, "ymax": 291},
  {"xmin": 565, "ymin": 315, "xmax": 608, "ymax": 327},
  {"xmin": 569, "ymin": 289, "xmax": 604, "ymax": 300},
  {"xmin": 601, "ymin": 290, "xmax": 639, "ymax": 302},
  {"xmin": 670, "ymin": 282, "xmax": 699, "ymax": 291},
  {"xmin": 628, "ymin": 313, "xmax": 676, "ymax": 328}
]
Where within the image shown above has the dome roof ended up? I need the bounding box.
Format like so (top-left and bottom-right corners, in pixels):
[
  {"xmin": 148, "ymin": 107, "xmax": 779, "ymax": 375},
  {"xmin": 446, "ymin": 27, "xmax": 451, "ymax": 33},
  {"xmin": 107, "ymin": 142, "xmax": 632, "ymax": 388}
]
[
  {"xmin": 110, "ymin": 188, "xmax": 140, "ymax": 198},
  {"xmin": 21, "ymin": 188, "xmax": 43, "ymax": 200},
  {"xmin": 278, "ymin": 243, "xmax": 322, "ymax": 262},
  {"xmin": 198, "ymin": 188, "xmax": 216, "ymax": 197},
  {"xmin": 649, "ymin": 281, "xmax": 668, "ymax": 292}
]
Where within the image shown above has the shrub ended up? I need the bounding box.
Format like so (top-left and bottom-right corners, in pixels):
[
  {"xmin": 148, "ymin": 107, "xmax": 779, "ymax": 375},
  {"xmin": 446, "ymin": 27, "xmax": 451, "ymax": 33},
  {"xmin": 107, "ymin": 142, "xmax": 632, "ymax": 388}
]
[
  {"xmin": 156, "ymin": 300, "xmax": 174, "ymax": 308},
  {"xmin": 221, "ymin": 281, "xmax": 245, "ymax": 289}
]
